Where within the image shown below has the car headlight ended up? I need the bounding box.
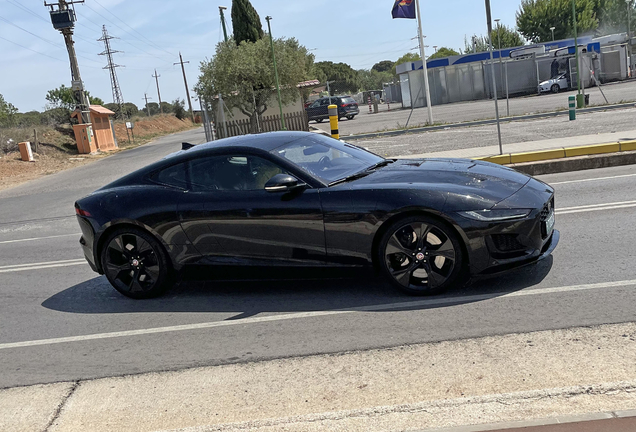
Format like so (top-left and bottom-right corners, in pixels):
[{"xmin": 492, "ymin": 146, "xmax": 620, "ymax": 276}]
[{"xmin": 458, "ymin": 209, "xmax": 532, "ymax": 221}]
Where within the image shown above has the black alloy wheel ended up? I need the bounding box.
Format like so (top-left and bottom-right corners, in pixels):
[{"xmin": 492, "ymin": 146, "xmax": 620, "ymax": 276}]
[
  {"xmin": 551, "ymin": 84, "xmax": 560, "ymax": 94},
  {"xmin": 101, "ymin": 228, "xmax": 170, "ymax": 299},
  {"xmin": 378, "ymin": 216, "xmax": 463, "ymax": 295}
]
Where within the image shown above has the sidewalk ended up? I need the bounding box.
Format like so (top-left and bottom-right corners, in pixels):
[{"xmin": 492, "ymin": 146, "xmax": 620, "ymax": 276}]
[
  {"xmin": 3, "ymin": 323, "xmax": 636, "ymax": 432},
  {"xmin": 400, "ymin": 129, "xmax": 636, "ymax": 160}
]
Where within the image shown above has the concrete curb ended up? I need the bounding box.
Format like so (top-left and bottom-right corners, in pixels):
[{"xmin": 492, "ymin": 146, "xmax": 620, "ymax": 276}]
[
  {"xmin": 477, "ymin": 141, "xmax": 636, "ymax": 165},
  {"xmin": 343, "ymin": 102, "xmax": 636, "ymax": 141},
  {"xmin": 416, "ymin": 410, "xmax": 636, "ymax": 432},
  {"xmin": 507, "ymin": 151, "xmax": 636, "ymax": 176}
]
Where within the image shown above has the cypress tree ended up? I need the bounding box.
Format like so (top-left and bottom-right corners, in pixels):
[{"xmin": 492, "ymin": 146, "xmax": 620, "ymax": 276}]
[{"xmin": 231, "ymin": 0, "xmax": 264, "ymax": 45}]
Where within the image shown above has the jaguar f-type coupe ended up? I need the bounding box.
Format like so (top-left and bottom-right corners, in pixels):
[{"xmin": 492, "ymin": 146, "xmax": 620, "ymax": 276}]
[{"xmin": 75, "ymin": 131, "xmax": 559, "ymax": 299}]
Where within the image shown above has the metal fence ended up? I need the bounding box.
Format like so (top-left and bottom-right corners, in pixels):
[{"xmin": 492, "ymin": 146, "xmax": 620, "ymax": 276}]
[{"xmin": 216, "ymin": 111, "xmax": 309, "ymax": 139}]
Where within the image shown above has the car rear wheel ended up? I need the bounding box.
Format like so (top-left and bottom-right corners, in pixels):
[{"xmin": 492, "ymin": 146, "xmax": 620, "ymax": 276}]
[
  {"xmin": 378, "ymin": 215, "xmax": 464, "ymax": 296},
  {"xmin": 101, "ymin": 228, "xmax": 171, "ymax": 299},
  {"xmin": 346, "ymin": 115, "xmax": 355, "ymax": 120},
  {"xmin": 551, "ymin": 84, "xmax": 560, "ymax": 93}
]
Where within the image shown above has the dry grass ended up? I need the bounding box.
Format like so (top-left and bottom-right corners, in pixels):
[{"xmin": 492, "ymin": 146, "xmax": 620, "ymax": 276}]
[{"xmin": 0, "ymin": 115, "xmax": 199, "ymax": 191}]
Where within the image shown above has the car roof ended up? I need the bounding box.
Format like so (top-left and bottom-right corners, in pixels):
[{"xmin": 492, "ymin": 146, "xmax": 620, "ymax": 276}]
[{"xmin": 180, "ymin": 131, "xmax": 312, "ymax": 154}]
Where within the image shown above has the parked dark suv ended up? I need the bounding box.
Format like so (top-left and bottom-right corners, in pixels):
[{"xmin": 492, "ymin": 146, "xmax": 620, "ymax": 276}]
[{"xmin": 305, "ymin": 96, "xmax": 359, "ymax": 123}]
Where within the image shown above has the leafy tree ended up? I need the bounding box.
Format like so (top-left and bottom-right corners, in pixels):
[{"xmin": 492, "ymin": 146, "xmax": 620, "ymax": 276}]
[
  {"xmin": 516, "ymin": 0, "xmax": 598, "ymax": 43},
  {"xmin": 231, "ymin": 0, "xmax": 264, "ymax": 45},
  {"xmin": 464, "ymin": 26, "xmax": 525, "ymax": 53},
  {"xmin": 172, "ymin": 98, "xmax": 187, "ymax": 120},
  {"xmin": 313, "ymin": 61, "xmax": 360, "ymax": 95},
  {"xmin": 372, "ymin": 60, "xmax": 395, "ymax": 73},
  {"xmin": 394, "ymin": 52, "xmax": 421, "ymax": 75},
  {"xmin": 428, "ymin": 47, "xmax": 460, "ymax": 60},
  {"xmin": 0, "ymin": 94, "xmax": 18, "ymax": 127},
  {"xmin": 160, "ymin": 101, "xmax": 173, "ymax": 114},
  {"xmin": 197, "ymin": 38, "xmax": 314, "ymax": 133},
  {"xmin": 596, "ymin": 0, "xmax": 636, "ymax": 35},
  {"xmin": 45, "ymin": 85, "xmax": 102, "ymax": 110},
  {"xmin": 358, "ymin": 69, "xmax": 395, "ymax": 91},
  {"xmin": 146, "ymin": 102, "xmax": 160, "ymax": 115}
]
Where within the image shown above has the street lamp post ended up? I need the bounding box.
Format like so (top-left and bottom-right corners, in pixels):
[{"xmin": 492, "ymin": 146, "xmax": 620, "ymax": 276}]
[
  {"xmin": 627, "ymin": 0, "xmax": 633, "ymax": 77},
  {"xmin": 485, "ymin": 0, "xmax": 503, "ymax": 155},
  {"xmin": 550, "ymin": 26, "xmax": 556, "ymax": 41},
  {"xmin": 265, "ymin": 16, "xmax": 286, "ymax": 131},
  {"xmin": 572, "ymin": 0, "xmax": 583, "ymax": 107},
  {"xmin": 494, "ymin": 19, "xmax": 509, "ymax": 116}
]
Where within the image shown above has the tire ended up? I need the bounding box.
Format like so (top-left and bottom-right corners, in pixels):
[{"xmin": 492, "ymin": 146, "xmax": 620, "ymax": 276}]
[
  {"xmin": 551, "ymin": 84, "xmax": 560, "ymax": 94},
  {"xmin": 100, "ymin": 227, "xmax": 172, "ymax": 299},
  {"xmin": 346, "ymin": 115, "xmax": 355, "ymax": 120},
  {"xmin": 377, "ymin": 215, "xmax": 464, "ymax": 296},
  {"xmin": 316, "ymin": 118, "xmax": 324, "ymax": 123}
]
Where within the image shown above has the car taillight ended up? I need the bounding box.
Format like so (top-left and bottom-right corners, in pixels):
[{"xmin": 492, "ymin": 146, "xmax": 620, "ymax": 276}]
[{"xmin": 76, "ymin": 208, "xmax": 92, "ymax": 217}]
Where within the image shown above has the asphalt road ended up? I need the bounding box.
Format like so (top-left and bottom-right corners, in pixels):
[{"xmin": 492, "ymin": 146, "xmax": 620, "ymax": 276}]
[
  {"xmin": 313, "ymin": 79, "xmax": 636, "ymax": 136},
  {"xmin": 1, "ymin": 128, "xmax": 635, "ymax": 389}
]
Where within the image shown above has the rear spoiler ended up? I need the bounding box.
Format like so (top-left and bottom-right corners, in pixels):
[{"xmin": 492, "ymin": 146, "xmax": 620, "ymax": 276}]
[{"xmin": 182, "ymin": 142, "xmax": 195, "ymax": 150}]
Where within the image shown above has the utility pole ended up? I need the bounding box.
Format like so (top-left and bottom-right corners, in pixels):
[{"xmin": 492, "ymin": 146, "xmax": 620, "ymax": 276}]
[
  {"xmin": 265, "ymin": 16, "xmax": 286, "ymax": 131},
  {"xmin": 219, "ymin": 6, "xmax": 229, "ymax": 42},
  {"xmin": 174, "ymin": 53, "xmax": 195, "ymax": 123},
  {"xmin": 485, "ymin": 0, "xmax": 503, "ymax": 155},
  {"xmin": 414, "ymin": 0, "xmax": 434, "ymax": 125},
  {"xmin": 98, "ymin": 25, "xmax": 126, "ymax": 117},
  {"xmin": 627, "ymin": 0, "xmax": 633, "ymax": 77},
  {"xmin": 44, "ymin": 0, "xmax": 90, "ymax": 124},
  {"xmin": 143, "ymin": 94, "xmax": 152, "ymax": 117},
  {"xmin": 152, "ymin": 69, "xmax": 163, "ymax": 114},
  {"xmin": 572, "ymin": 0, "xmax": 583, "ymax": 107}
]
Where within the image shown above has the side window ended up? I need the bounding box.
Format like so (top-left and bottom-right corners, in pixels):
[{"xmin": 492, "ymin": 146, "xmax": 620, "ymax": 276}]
[
  {"xmin": 153, "ymin": 162, "xmax": 188, "ymax": 189},
  {"xmin": 189, "ymin": 155, "xmax": 287, "ymax": 191}
]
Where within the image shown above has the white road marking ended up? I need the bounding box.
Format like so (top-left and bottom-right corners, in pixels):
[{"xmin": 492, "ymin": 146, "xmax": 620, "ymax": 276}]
[
  {"xmin": 550, "ymin": 173, "xmax": 636, "ymax": 185},
  {"xmin": 0, "ymin": 259, "xmax": 86, "ymax": 273},
  {"xmin": 0, "ymin": 233, "xmax": 79, "ymax": 245},
  {"xmin": 1, "ymin": 278, "xmax": 635, "ymax": 350},
  {"xmin": 557, "ymin": 200, "xmax": 636, "ymax": 215}
]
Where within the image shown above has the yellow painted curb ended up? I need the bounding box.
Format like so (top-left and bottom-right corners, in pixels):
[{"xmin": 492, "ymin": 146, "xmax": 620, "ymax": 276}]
[
  {"xmin": 509, "ymin": 149, "xmax": 566, "ymax": 164},
  {"xmin": 621, "ymin": 140, "xmax": 636, "ymax": 152},
  {"xmin": 479, "ymin": 154, "xmax": 511, "ymax": 164},
  {"xmin": 564, "ymin": 143, "xmax": 620, "ymax": 157}
]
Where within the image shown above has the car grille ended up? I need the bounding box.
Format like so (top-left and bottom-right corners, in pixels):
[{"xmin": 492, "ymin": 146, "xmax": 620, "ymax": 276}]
[
  {"xmin": 540, "ymin": 197, "xmax": 555, "ymax": 238},
  {"xmin": 492, "ymin": 234, "xmax": 525, "ymax": 252},
  {"xmin": 540, "ymin": 197, "xmax": 554, "ymax": 222}
]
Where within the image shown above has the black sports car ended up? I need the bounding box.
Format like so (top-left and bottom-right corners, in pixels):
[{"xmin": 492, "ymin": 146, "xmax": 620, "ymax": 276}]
[{"xmin": 75, "ymin": 131, "xmax": 559, "ymax": 299}]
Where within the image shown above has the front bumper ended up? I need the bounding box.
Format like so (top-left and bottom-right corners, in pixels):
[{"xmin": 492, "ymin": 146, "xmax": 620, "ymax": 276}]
[{"xmin": 456, "ymin": 180, "xmax": 558, "ymax": 275}]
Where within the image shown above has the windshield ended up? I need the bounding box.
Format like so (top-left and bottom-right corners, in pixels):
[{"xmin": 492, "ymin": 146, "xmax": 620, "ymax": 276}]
[{"xmin": 271, "ymin": 135, "xmax": 384, "ymax": 184}]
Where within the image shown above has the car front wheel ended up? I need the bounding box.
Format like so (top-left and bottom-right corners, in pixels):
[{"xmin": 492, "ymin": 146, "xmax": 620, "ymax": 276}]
[
  {"xmin": 378, "ymin": 215, "xmax": 464, "ymax": 295},
  {"xmin": 551, "ymin": 84, "xmax": 560, "ymax": 93},
  {"xmin": 101, "ymin": 227, "xmax": 171, "ymax": 299}
]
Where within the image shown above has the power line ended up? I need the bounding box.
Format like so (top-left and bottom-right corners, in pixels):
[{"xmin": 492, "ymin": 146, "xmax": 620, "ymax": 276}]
[
  {"xmin": 92, "ymin": 0, "xmax": 176, "ymax": 57},
  {"xmin": 0, "ymin": 34, "xmax": 64, "ymax": 61},
  {"xmin": 81, "ymin": 3, "xmax": 173, "ymax": 60}
]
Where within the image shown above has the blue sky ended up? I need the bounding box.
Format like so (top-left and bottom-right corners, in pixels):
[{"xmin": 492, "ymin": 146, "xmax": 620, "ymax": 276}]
[{"xmin": 0, "ymin": 0, "xmax": 520, "ymax": 112}]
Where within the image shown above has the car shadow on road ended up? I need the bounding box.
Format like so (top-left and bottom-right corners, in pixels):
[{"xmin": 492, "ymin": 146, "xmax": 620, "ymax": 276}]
[{"xmin": 42, "ymin": 257, "xmax": 553, "ymax": 317}]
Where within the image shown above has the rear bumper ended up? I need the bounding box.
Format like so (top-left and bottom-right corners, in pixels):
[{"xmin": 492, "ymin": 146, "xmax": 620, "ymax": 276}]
[{"xmin": 77, "ymin": 215, "xmax": 100, "ymax": 273}]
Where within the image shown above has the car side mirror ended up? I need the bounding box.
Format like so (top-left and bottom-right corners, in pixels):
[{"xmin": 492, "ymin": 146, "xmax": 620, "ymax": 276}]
[{"xmin": 264, "ymin": 174, "xmax": 306, "ymax": 193}]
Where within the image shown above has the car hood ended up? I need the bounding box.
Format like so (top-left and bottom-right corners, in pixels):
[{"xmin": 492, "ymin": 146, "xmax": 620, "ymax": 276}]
[{"xmin": 348, "ymin": 158, "xmax": 534, "ymax": 210}]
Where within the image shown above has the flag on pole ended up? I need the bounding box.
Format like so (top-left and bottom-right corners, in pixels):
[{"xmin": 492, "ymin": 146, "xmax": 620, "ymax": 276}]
[{"xmin": 392, "ymin": 0, "xmax": 416, "ymax": 19}]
